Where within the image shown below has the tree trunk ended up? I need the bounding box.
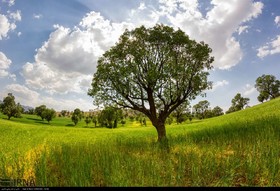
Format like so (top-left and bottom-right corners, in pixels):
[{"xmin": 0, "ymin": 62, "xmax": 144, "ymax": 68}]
[
  {"xmin": 153, "ymin": 121, "xmax": 170, "ymax": 151},
  {"xmin": 156, "ymin": 123, "xmax": 167, "ymax": 142}
]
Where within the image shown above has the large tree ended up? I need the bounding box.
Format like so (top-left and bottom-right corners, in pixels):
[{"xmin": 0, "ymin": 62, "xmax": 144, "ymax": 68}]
[
  {"xmin": 0, "ymin": 93, "xmax": 22, "ymax": 120},
  {"xmin": 88, "ymin": 24, "xmax": 214, "ymax": 142},
  {"xmin": 255, "ymin": 74, "xmax": 280, "ymax": 102}
]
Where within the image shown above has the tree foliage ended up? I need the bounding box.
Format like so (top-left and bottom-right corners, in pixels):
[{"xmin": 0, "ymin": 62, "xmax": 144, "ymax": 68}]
[
  {"xmin": 98, "ymin": 106, "xmax": 123, "ymax": 128},
  {"xmin": 0, "ymin": 93, "xmax": 22, "ymax": 120},
  {"xmin": 42, "ymin": 108, "xmax": 56, "ymax": 123},
  {"xmin": 85, "ymin": 116, "xmax": 91, "ymax": 127},
  {"xmin": 35, "ymin": 105, "xmax": 47, "ymax": 120},
  {"xmin": 255, "ymin": 74, "xmax": 280, "ymax": 102},
  {"xmin": 211, "ymin": 106, "xmax": 224, "ymax": 117},
  {"xmin": 171, "ymin": 102, "xmax": 190, "ymax": 124},
  {"xmin": 88, "ymin": 24, "xmax": 214, "ymax": 141},
  {"xmin": 193, "ymin": 100, "xmax": 210, "ymax": 119},
  {"xmin": 71, "ymin": 108, "xmax": 83, "ymax": 126},
  {"xmin": 226, "ymin": 93, "xmax": 249, "ymax": 114}
]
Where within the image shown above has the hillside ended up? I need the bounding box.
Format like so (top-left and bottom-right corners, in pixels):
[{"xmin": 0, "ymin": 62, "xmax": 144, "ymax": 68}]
[{"xmin": 0, "ymin": 98, "xmax": 280, "ymax": 187}]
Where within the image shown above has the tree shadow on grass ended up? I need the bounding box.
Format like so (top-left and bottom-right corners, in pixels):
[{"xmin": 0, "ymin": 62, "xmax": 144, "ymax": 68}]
[
  {"xmin": 66, "ymin": 124, "xmax": 75, "ymax": 127},
  {"xmin": 25, "ymin": 117, "xmax": 50, "ymax": 125}
]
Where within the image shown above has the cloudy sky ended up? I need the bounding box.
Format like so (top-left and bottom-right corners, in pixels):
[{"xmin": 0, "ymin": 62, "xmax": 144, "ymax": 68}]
[{"xmin": 0, "ymin": 0, "xmax": 280, "ymax": 112}]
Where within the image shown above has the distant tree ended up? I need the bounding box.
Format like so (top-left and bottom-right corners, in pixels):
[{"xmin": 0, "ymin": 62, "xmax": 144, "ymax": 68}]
[
  {"xmin": 71, "ymin": 115, "xmax": 79, "ymax": 126},
  {"xmin": 193, "ymin": 100, "xmax": 210, "ymax": 119},
  {"xmin": 226, "ymin": 93, "xmax": 249, "ymax": 114},
  {"xmin": 15, "ymin": 103, "xmax": 23, "ymax": 118},
  {"xmin": 71, "ymin": 108, "xmax": 83, "ymax": 126},
  {"xmin": 255, "ymin": 74, "xmax": 280, "ymax": 102},
  {"xmin": 42, "ymin": 108, "xmax": 56, "ymax": 124},
  {"xmin": 27, "ymin": 108, "xmax": 35, "ymax": 115},
  {"xmin": 165, "ymin": 116, "xmax": 173, "ymax": 125},
  {"xmin": 61, "ymin": 110, "xmax": 67, "ymax": 117},
  {"xmin": 98, "ymin": 106, "xmax": 120, "ymax": 128},
  {"xmin": 85, "ymin": 116, "xmax": 91, "ymax": 127},
  {"xmin": 121, "ymin": 120, "xmax": 126, "ymax": 126},
  {"xmin": 211, "ymin": 106, "xmax": 224, "ymax": 117},
  {"xmin": 92, "ymin": 115, "xmax": 97, "ymax": 127},
  {"xmin": 88, "ymin": 24, "xmax": 214, "ymax": 142},
  {"xmin": 0, "ymin": 93, "xmax": 22, "ymax": 120},
  {"xmin": 142, "ymin": 118, "xmax": 147, "ymax": 126},
  {"xmin": 73, "ymin": 108, "xmax": 82, "ymax": 120},
  {"xmin": 171, "ymin": 102, "xmax": 190, "ymax": 124},
  {"xmin": 35, "ymin": 105, "xmax": 47, "ymax": 120}
]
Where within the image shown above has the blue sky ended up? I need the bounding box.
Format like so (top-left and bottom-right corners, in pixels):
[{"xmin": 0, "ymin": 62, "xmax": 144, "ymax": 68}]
[{"xmin": 0, "ymin": 0, "xmax": 280, "ymax": 112}]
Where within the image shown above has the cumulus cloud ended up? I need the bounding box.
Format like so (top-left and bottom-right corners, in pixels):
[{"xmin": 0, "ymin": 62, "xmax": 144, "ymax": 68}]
[
  {"xmin": 275, "ymin": 16, "xmax": 280, "ymax": 27},
  {"xmin": 257, "ymin": 35, "xmax": 280, "ymax": 58},
  {"xmin": 2, "ymin": 0, "xmax": 15, "ymax": 7},
  {"xmin": 0, "ymin": 9, "xmax": 21, "ymax": 39},
  {"xmin": 9, "ymin": 10, "xmax": 21, "ymax": 21},
  {"xmin": 22, "ymin": 11, "xmax": 134, "ymax": 95},
  {"xmin": 243, "ymin": 84, "xmax": 256, "ymax": 96},
  {"xmin": 5, "ymin": 84, "xmax": 40, "ymax": 102},
  {"xmin": 21, "ymin": 0, "xmax": 264, "ymax": 97},
  {"xmin": 160, "ymin": 0, "xmax": 263, "ymax": 69},
  {"xmin": 210, "ymin": 80, "xmax": 229, "ymax": 92},
  {"xmin": 0, "ymin": 14, "xmax": 12, "ymax": 39},
  {"xmin": 237, "ymin": 25, "xmax": 250, "ymax": 35},
  {"xmin": 0, "ymin": 51, "xmax": 12, "ymax": 77},
  {"xmin": 127, "ymin": 2, "xmax": 160, "ymax": 28},
  {"xmin": 2, "ymin": 83, "xmax": 93, "ymax": 111}
]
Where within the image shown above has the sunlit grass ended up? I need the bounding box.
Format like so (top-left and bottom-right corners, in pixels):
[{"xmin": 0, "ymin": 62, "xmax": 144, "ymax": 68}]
[{"xmin": 0, "ymin": 98, "xmax": 280, "ymax": 186}]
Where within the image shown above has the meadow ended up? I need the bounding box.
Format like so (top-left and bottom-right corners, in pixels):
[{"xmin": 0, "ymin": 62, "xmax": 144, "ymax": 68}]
[{"xmin": 0, "ymin": 98, "xmax": 280, "ymax": 187}]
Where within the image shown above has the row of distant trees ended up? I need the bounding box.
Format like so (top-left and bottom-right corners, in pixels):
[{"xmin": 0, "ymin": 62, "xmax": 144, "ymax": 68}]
[{"xmin": 1, "ymin": 74, "xmax": 279, "ymax": 125}]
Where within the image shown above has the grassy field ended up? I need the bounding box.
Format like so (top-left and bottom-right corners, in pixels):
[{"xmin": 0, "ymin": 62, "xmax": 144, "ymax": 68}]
[{"xmin": 0, "ymin": 98, "xmax": 280, "ymax": 187}]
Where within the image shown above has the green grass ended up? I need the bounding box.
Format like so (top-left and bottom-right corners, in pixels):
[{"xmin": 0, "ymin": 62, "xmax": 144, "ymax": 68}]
[{"xmin": 1, "ymin": 98, "xmax": 280, "ymax": 186}]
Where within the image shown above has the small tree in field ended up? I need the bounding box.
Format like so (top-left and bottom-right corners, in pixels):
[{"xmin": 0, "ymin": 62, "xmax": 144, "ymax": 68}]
[
  {"xmin": 193, "ymin": 100, "xmax": 210, "ymax": 119},
  {"xmin": 71, "ymin": 108, "xmax": 83, "ymax": 126},
  {"xmin": 35, "ymin": 105, "xmax": 47, "ymax": 120},
  {"xmin": 0, "ymin": 93, "xmax": 22, "ymax": 120},
  {"xmin": 88, "ymin": 24, "xmax": 214, "ymax": 142},
  {"xmin": 42, "ymin": 108, "xmax": 56, "ymax": 124},
  {"xmin": 71, "ymin": 114, "xmax": 79, "ymax": 126},
  {"xmin": 211, "ymin": 106, "xmax": 224, "ymax": 117},
  {"xmin": 255, "ymin": 74, "xmax": 280, "ymax": 102},
  {"xmin": 85, "ymin": 116, "xmax": 91, "ymax": 127},
  {"xmin": 226, "ymin": 93, "xmax": 249, "ymax": 114}
]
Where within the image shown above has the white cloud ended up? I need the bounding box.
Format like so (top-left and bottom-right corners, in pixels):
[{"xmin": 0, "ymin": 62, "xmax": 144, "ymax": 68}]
[
  {"xmin": 127, "ymin": 2, "xmax": 160, "ymax": 28},
  {"xmin": 22, "ymin": 62, "xmax": 93, "ymax": 95},
  {"xmin": 5, "ymin": 84, "xmax": 40, "ymax": 102},
  {"xmin": 237, "ymin": 25, "xmax": 249, "ymax": 35},
  {"xmin": 243, "ymin": 84, "xmax": 256, "ymax": 96},
  {"xmin": 2, "ymin": 83, "xmax": 94, "ymax": 111},
  {"xmin": 0, "ymin": 51, "xmax": 12, "ymax": 77},
  {"xmin": 33, "ymin": 14, "xmax": 43, "ymax": 19},
  {"xmin": 0, "ymin": 9, "xmax": 21, "ymax": 39},
  {"xmin": 161, "ymin": 0, "xmax": 263, "ymax": 69},
  {"xmin": 211, "ymin": 80, "xmax": 229, "ymax": 91},
  {"xmin": 9, "ymin": 10, "xmax": 21, "ymax": 21},
  {"xmin": 2, "ymin": 0, "xmax": 15, "ymax": 7},
  {"xmin": 21, "ymin": 1, "xmax": 264, "ymax": 100},
  {"xmin": 275, "ymin": 16, "xmax": 280, "ymax": 27},
  {"xmin": 257, "ymin": 35, "xmax": 280, "ymax": 58},
  {"xmin": 0, "ymin": 14, "xmax": 12, "ymax": 39},
  {"xmin": 22, "ymin": 11, "xmax": 134, "ymax": 95}
]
